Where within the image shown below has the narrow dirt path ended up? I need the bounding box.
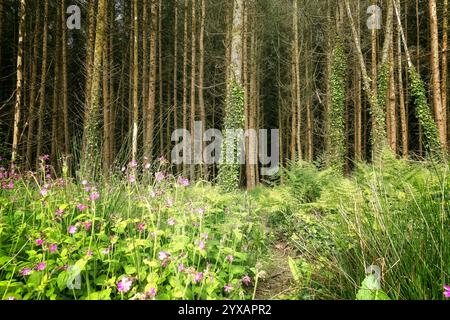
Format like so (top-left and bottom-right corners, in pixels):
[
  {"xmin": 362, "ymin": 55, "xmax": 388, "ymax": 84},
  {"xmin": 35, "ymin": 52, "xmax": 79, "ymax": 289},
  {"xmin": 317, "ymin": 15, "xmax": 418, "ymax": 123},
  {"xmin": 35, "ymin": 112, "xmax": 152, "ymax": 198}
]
[{"xmin": 254, "ymin": 241, "xmax": 297, "ymax": 300}]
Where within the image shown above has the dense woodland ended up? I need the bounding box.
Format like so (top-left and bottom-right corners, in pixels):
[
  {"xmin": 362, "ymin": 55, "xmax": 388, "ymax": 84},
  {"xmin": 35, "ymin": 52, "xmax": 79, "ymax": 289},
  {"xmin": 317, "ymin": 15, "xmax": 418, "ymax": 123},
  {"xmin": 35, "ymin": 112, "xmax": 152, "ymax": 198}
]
[
  {"xmin": 0, "ymin": 0, "xmax": 448, "ymax": 186},
  {"xmin": 0, "ymin": 0, "xmax": 448, "ymax": 301}
]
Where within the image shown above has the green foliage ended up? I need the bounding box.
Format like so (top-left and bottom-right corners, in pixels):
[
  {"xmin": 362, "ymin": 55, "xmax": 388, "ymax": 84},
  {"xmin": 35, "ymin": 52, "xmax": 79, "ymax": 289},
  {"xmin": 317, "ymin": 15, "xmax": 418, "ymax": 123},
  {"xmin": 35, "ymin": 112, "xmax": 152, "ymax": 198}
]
[
  {"xmin": 356, "ymin": 274, "xmax": 391, "ymax": 300},
  {"xmin": 0, "ymin": 162, "xmax": 266, "ymax": 300},
  {"xmin": 328, "ymin": 36, "xmax": 347, "ymax": 173},
  {"xmin": 217, "ymin": 82, "xmax": 245, "ymax": 192},
  {"xmin": 277, "ymin": 158, "xmax": 449, "ymax": 300},
  {"xmin": 408, "ymin": 67, "xmax": 443, "ymax": 161}
]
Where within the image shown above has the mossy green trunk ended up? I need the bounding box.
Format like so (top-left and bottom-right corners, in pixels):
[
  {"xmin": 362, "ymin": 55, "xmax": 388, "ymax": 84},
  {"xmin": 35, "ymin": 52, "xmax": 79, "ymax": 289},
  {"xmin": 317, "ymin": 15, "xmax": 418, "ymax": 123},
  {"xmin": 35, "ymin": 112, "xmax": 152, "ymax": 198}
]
[{"xmin": 328, "ymin": 36, "xmax": 347, "ymax": 173}]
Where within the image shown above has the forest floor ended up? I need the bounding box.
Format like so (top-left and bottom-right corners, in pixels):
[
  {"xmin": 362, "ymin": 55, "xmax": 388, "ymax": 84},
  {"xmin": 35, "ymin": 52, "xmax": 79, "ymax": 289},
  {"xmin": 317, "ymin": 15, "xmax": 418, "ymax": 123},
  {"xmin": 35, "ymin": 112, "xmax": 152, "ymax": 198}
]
[{"xmin": 255, "ymin": 241, "xmax": 296, "ymax": 300}]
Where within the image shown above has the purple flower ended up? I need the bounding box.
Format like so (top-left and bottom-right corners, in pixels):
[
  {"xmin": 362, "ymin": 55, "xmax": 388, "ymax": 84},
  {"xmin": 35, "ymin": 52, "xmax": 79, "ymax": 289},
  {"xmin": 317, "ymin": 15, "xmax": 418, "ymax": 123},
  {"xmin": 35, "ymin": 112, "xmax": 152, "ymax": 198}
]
[
  {"xmin": 117, "ymin": 276, "xmax": 133, "ymax": 293},
  {"xmin": 144, "ymin": 163, "xmax": 151, "ymax": 170},
  {"xmin": 201, "ymin": 233, "xmax": 209, "ymax": 240},
  {"xmin": 77, "ymin": 204, "xmax": 87, "ymax": 212},
  {"xmin": 102, "ymin": 248, "xmax": 110, "ymax": 255},
  {"xmin": 84, "ymin": 221, "xmax": 92, "ymax": 231},
  {"xmin": 168, "ymin": 218, "xmax": 176, "ymax": 226},
  {"xmin": 35, "ymin": 262, "xmax": 46, "ymax": 271},
  {"xmin": 226, "ymin": 255, "xmax": 234, "ymax": 263},
  {"xmin": 158, "ymin": 251, "xmax": 170, "ymax": 260},
  {"xmin": 178, "ymin": 263, "xmax": 185, "ymax": 272},
  {"xmin": 194, "ymin": 272, "xmax": 203, "ymax": 283},
  {"xmin": 20, "ymin": 268, "xmax": 32, "ymax": 276},
  {"xmin": 89, "ymin": 192, "xmax": 100, "ymax": 201},
  {"xmin": 224, "ymin": 284, "xmax": 233, "ymax": 293},
  {"xmin": 49, "ymin": 244, "xmax": 58, "ymax": 253},
  {"xmin": 129, "ymin": 160, "xmax": 138, "ymax": 168},
  {"xmin": 177, "ymin": 176, "xmax": 190, "ymax": 187},
  {"xmin": 166, "ymin": 198, "xmax": 174, "ymax": 208},
  {"xmin": 86, "ymin": 250, "xmax": 93, "ymax": 257},
  {"xmin": 444, "ymin": 285, "xmax": 450, "ymax": 298},
  {"xmin": 128, "ymin": 175, "xmax": 136, "ymax": 183},
  {"xmin": 55, "ymin": 208, "xmax": 64, "ymax": 216},
  {"xmin": 148, "ymin": 287, "xmax": 157, "ymax": 298},
  {"xmin": 155, "ymin": 171, "xmax": 166, "ymax": 182},
  {"xmin": 7, "ymin": 181, "xmax": 13, "ymax": 189},
  {"xmin": 198, "ymin": 241, "xmax": 206, "ymax": 251},
  {"xmin": 39, "ymin": 155, "xmax": 50, "ymax": 162},
  {"xmin": 242, "ymin": 275, "xmax": 251, "ymax": 286},
  {"xmin": 35, "ymin": 238, "xmax": 43, "ymax": 246},
  {"xmin": 68, "ymin": 225, "xmax": 77, "ymax": 235},
  {"xmin": 138, "ymin": 223, "xmax": 145, "ymax": 232},
  {"xmin": 40, "ymin": 188, "xmax": 48, "ymax": 197}
]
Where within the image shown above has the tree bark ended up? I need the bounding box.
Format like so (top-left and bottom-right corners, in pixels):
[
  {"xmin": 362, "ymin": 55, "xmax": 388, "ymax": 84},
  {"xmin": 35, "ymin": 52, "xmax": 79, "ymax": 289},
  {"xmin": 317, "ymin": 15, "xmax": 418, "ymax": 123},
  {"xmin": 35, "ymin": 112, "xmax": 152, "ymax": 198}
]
[
  {"xmin": 145, "ymin": 0, "xmax": 158, "ymax": 159},
  {"xmin": 81, "ymin": 0, "xmax": 107, "ymax": 178},
  {"xmin": 11, "ymin": 0, "xmax": 26, "ymax": 164},
  {"xmin": 429, "ymin": 0, "xmax": 446, "ymax": 146},
  {"xmin": 36, "ymin": 0, "xmax": 48, "ymax": 165},
  {"xmin": 25, "ymin": 3, "xmax": 40, "ymax": 167}
]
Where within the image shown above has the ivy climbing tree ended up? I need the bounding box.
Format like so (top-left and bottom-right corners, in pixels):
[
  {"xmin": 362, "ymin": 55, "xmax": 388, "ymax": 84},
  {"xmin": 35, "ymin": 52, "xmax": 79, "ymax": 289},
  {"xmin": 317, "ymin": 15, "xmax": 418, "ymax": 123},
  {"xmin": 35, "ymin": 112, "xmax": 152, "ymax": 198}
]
[{"xmin": 328, "ymin": 35, "xmax": 347, "ymax": 173}]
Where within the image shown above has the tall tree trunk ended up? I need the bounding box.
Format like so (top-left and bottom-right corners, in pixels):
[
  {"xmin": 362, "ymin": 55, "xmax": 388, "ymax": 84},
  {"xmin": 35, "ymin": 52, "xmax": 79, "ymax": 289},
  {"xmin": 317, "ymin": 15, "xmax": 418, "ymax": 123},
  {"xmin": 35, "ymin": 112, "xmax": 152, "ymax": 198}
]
[
  {"xmin": 217, "ymin": 0, "xmax": 245, "ymax": 191},
  {"xmin": 25, "ymin": 4, "xmax": 40, "ymax": 167},
  {"xmin": 344, "ymin": 0, "xmax": 387, "ymax": 161},
  {"xmin": 142, "ymin": 0, "xmax": 149, "ymax": 145},
  {"xmin": 198, "ymin": 0, "xmax": 207, "ymax": 179},
  {"xmin": 429, "ymin": 0, "xmax": 446, "ymax": 147},
  {"xmin": 190, "ymin": 0, "xmax": 197, "ymax": 180},
  {"xmin": 442, "ymin": 0, "xmax": 449, "ymax": 149},
  {"xmin": 61, "ymin": 0, "xmax": 69, "ymax": 158},
  {"xmin": 11, "ymin": 0, "xmax": 26, "ymax": 164},
  {"xmin": 158, "ymin": 0, "xmax": 164, "ymax": 157},
  {"xmin": 81, "ymin": 0, "xmax": 107, "ymax": 179},
  {"xmin": 103, "ymin": 12, "xmax": 111, "ymax": 173},
  {"xmin": 182, "ymin": 0, "xmax": 189, "ymax": 175},
  {"xmin": 36, "ymin": 0, "xmax": 48, "ymax": 165},
  {"xmin": 84, "ymin": 0, "xmax": 96, "ymax": 150},
  {"xmin": 293, "ymin": 0, "xmax": 302, "ymax": 161},
  {"xmin": 131, "ymin": 0, "xmax": 139, "ymax": 169},
  {"xmin": 354, "ymin": 0, "xmax": 362, "ymax": 161},
  {"xmin": 145, "ymin": 0, "xmax": 158, "ymax": 159},
  {"xmin": 387, "ymin": 36, "xmax": 397, "ymax": 153},
  {"xmin": 397, "ymin": 4, "xmax": 408, "ymax": 158},
  {"xmin": 173, "ymin": 0, "xmax": 180, "ymax": 173}
]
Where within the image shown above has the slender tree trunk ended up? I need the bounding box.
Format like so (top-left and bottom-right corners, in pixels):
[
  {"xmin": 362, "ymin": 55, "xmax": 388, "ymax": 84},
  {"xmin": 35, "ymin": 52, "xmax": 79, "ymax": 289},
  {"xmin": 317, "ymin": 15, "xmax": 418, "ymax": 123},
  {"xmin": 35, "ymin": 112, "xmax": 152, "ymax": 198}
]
[
  {"xmin": 142, "ymin": 0, "xmax": 149, "ymax": 144},
  {"xmin": 371, "ymin": 0, "xmax": 378, "ymax": 98},
  {"xmin": 442, "ymin": 0, "xmax": 449, "ymax": 149},
  {"xmin": 293, "ymin": 0, "xmax": 302, "ymax": 161},
  {"xmin": 109, "ymin": 5, "xmax": 115, "ymax": 161},
  {"xmin": 182, "ymin": 0, "xmax": 189, "ymax": 175},
  {"xmin": 103, "ymin": 14, "xmax": 111, "ymax": 173},
  {"xmin": 429, "ymin": 0, "xmax": 446, "ymax": 146},
  {"xmin": 158, "ymin": 0, "xmax": 164, "ymax": 157},
  {"xmin": 354, "ymin": 0, "xmax": 362, "ymax": 161},
  {"xmin": 81, "ymin": 0, "xmax": 107, "ymax": 178},
  {"xmin": 190, "ymin": 0, "xmax": 197, "ymax": 179},
  {"xmin": 11, "ymin": 0, "xmax": 26, "ymax": 164},
  {"xmin": 145, "ymin": 0, "xmax": 158, "ymax": 159},
  {"xmin": 84, "ymin": 0, "xmax": 96, "ymax": 149},
  {"xmin": 416, "ymin": 0, "xmax": 423, "ymax": 156},
  {"xmin": 397, "ymin": 5, "xmax": 408, "ymax": 158},
  {"xmin": 61, "ymin": 0, "xmax": 69, "ymax": 158},
  {"xmin": 387, "ymin": 37, "xmax": 397, "ymax": 153},
  {"xmin": 131, "ymin": 0, "xmax": 139, "ymax": 168},
  {"xmin": 25, "ymin": 4, "xmax": 40, "ymax": 167},
  {"xmin": 36, "ymin": 0, "xmax": 48, "ymax": 165},
  {"xmin": 173, "ymin": 0, "xmax": 180, "ymax": 172},
  {"xmin": 198, "ymin": 0, "xmax": 207, "ymax": 179}
]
